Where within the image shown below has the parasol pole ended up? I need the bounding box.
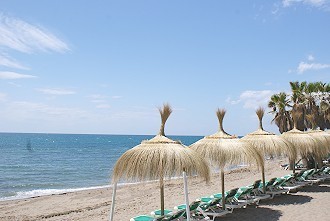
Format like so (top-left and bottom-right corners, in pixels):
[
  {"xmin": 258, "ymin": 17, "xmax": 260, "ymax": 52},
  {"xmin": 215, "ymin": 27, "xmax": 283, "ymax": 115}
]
[
  {"xmin": 291, "ymin": 111, "xmax": 302, "ymax": 174},
  {"xmin": 221, "ymin": 169, "xmax": 225, "ymax": 210},
  {"xmin": 292, "ymin": 159, "xmax": 296, "ymax": 174},
  {"xmin": 160, "ymin": 174, "xmax": 165, "ymax": 216},
  {"xmin": 261, "ymin": 165, "xmax": 266, "ymax": 194},
  {"xmin": 256, "ymin": 108, "xmax": 266, "ymax": 194},
  {"xmin": 183, "ymin": 171, "xmax": 191, "ymax": 221},
  {"xmin": 109, "ymin": 182, "xmax": 117, "ymax": 221},
  {"xmin": 157, "ymin": 104, "xmax": 171, "ymax": 216}
]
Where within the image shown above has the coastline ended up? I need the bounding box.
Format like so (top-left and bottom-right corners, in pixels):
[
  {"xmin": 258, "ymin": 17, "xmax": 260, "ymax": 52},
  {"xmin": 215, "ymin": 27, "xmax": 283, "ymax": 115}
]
[
  {"xmin": 0, "ymin": 165, "xmax": 247, "ymax": 202},
  {"xmin": 1, "ymin": 157, "xmax": 329, "ymax": 220}
]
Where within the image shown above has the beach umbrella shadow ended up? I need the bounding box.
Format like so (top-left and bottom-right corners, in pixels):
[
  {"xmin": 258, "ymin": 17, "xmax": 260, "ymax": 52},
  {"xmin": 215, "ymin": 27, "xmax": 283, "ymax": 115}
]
[
  {"xmin": 190, "ymin": 108, "xmax": 263, "ymax": 209},
  {"xmin": 109, "ymin": 104, "xmax": 210, "ymax": 221},
  {"xmin": 216, "ymin": 206, "xmax": 282, "ymax": 221},
  {"xmin": 299, "ymin": 181, "xmax": 330, "ymax": 193},
  {"xmin": 259, "ymin": 194, "xmax": 312, "ymax": 206}
]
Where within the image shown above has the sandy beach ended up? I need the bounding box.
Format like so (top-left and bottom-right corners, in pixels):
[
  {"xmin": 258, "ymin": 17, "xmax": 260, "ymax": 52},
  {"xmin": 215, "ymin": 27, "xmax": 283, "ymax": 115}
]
[{"xmin": 1, "ymin": 157, "xmax": 329, "ymax": 221}]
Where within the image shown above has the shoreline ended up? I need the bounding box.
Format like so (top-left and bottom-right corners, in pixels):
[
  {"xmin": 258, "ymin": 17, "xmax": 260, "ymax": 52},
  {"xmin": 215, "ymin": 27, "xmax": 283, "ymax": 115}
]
[
  {"xmin": 1, "ymin": 157, "xmax": 329, "ymax": 220},
  {"xmin": 0, "ymin": 164, "xmax": 249, "ymax": 203}
]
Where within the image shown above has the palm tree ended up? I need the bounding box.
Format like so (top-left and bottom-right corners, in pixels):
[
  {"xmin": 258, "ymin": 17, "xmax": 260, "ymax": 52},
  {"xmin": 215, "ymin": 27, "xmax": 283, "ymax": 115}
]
[
  {"xmin": 290, "ymin": 81, "xmax": 307, "ymax": 131},
  {"xmin": 289, "ymin": 81, "xmax": 330, "ymax": 130},
  {"xmin": 269, "ymin": 81, "xmax": 329, "ymax": 169},
  {"xmin": 290, "ymin": 81, "xmax": 306, "ymax": 104},
  {"xmin": 268, "ymin": 92, "xmax": 293, "ymax": 133},
  {"xmin": 318, "ymin": 82, "xmax": 330, "ymax": 129}
]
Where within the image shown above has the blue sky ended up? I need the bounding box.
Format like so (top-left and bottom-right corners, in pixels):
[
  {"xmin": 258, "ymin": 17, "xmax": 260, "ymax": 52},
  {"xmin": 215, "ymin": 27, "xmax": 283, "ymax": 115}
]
[{"xmin": 0, "ymin": 0, "xmax": 329, "ymax": 136}]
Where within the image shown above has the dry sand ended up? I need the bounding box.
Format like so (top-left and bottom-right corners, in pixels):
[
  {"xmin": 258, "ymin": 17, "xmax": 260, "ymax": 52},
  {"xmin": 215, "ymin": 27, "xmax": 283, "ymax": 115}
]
[{"xmin": 0, "ymin": 157, "xmax": 329, "ymax": 221}]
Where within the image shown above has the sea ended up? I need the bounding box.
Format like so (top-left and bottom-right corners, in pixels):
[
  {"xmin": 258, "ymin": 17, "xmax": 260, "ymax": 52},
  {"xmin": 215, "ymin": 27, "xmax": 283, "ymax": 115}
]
[{"xmin": 0, "ymin": 133, "xmax": 203, "ymax": 201}]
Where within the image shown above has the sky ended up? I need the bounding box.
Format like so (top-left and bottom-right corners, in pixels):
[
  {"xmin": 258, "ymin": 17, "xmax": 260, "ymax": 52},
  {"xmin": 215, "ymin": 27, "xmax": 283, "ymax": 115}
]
[{"xmin": 0, "ymin": 0, "xmax": 329, "ymax": 136}]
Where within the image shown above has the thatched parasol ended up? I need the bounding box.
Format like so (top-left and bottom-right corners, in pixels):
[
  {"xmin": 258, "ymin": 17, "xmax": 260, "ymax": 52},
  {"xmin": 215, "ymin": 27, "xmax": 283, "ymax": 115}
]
[
  {"xmin": 241, "ymin": 107, "xmax": 297, "ymax": 193},
  {"xmin": 109, "ymin": 104, "xmax": 210, "ymax": 221},
  {"xmin": 190, "ymin": 109, "xmax": 263, "ymax": 209},
  {"xmin": 281, "ymin": 112, "xmax": 321, "ymax": 171},
  {"xmin": 305, "ymin": 114, "xmax": 330, "ymax": 166}
]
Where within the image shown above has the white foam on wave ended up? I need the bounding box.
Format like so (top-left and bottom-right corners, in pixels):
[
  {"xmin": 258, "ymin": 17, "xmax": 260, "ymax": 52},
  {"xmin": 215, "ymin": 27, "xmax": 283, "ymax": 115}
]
[
  {"xmin": 0, "ymin": 178, "xmax": 177, "ymax": 202},
  {"xmin": 0, "ymin": 165, "xmax": 250, "ymax": 202},
  {"xmin": 0, "ymin": 185, "xmax": 112, "ymax": 202},
  {"xmin": 0, "ymin": 180, "xmax": 159, "ymax": 202}
]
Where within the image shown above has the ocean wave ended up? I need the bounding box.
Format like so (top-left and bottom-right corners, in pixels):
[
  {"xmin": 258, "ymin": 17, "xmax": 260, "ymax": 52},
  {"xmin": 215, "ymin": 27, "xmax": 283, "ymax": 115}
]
[{"xmin": 0, "ymin": 185, "xmax": 112, "ymax": 202}]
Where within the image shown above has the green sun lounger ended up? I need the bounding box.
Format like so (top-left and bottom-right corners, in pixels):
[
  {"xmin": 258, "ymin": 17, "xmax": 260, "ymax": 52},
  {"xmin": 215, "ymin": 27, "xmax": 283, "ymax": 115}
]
[
  {"xmin": 211, "ymin": 188, "xmax": 247, "ymax": 211},
  {"xmin": 259, "ymin": 177, "xmax": 287, "ymax": 198},
  {"xmin": 234, "ymin": 186, "xmax": 260, "ymax": 205},
  {"xmin": 150, "ymin": 209, "xmax": 173, "ymax": 217},
  {"xmin": 130, "ymin": 215, "xmax": 163, "ymax": 221},
  {"xmin": 249, "ymin": 180, "xmax": 271, "ymax": 201},
  {"xmin": 173, "ymin": 200, "xmax": 211, "ymax": 220},
  {"xmin": 161, "ymin": 209, "xmax": 186, "ymax": 221},
  {"xmin": 196, "ymin": 196, "xmax": 230, "ymax": 221}
]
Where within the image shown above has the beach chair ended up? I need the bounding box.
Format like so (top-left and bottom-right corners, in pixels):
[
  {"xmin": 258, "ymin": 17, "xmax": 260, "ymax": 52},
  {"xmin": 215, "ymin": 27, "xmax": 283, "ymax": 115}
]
[
  {"xmin": 310, "ymin": 168, "xmax": 330, "ymax": 181},
  {"xmin": 275, "ymin": 176, "xmax": 304, "ymax": 192},
  {"xmin": 234, "ymin": 186, "xmax": 260, "ymax": 205},
  {"xmin": 316, "ymin": 166, "xmax": 330, "ymax": 179},
  {"xmin": 249, "ymin": 180, "xmax": 272, "ymax": 201},
  {"xmin": 195, "ymin": 197, "xmax": 230, "ymax": 221},
  {"xmin": 290, "ymin": 170, "xmax": 313, "ymax": 186},
  {"xmin": 211, "ymin": 188, "xmax": 247, "ymax": 211},
  {"xmin": 271, "ymin": 178, "xmax": 293, "ymax": 194},
  {"xmin": 151, "ymin": 209, "xmax": 173, "ymax": 217},
  {"xmin": 173, "ymin": 200, "xmax": 210, "ymax": 220},
  {"xmin": 259, "ymin": 178, "xmax": 286, "ymax": 198},
  {"xmin": 322, "ymin": 167, "xmax": 330, "ymax": 174},
  {"xmin": 160, "ymin": 209, "xmax": 186, "ymax": 221},
  {"xmin": 297, "ymin": 169, "xmax": 322, "ymax": 184},
  {"xmin": 130, "ymin": 215, "xmax": 164, "ymax": 221}
]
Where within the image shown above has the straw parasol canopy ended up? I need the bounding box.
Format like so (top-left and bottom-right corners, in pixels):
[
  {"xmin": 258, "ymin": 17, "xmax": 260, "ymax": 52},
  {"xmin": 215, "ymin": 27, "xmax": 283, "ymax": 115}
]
[
  {"xmin": 110, "ymin": 104, "xmax": 210, "ymax": 220},
  {"xmin": 305, "ymin": 114, "xmax": 330, "ymax": 163},
  {"xmin": 242, "ymin": 107, "xmax": 297, "ymax": 191},
  {"xmin": 190, "ymin": 108, "xmax": 263, "ymax": 208},
  {"xmin": 281, "ymin": 111, "xmax": 321, "ymax": 170}
]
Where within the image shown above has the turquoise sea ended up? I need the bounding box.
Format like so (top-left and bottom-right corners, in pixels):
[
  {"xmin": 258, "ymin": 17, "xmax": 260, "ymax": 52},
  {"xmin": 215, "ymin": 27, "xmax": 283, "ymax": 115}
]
[{"xmin": 0, "ymin": 133, "xmax": 202, "ymax": 201}]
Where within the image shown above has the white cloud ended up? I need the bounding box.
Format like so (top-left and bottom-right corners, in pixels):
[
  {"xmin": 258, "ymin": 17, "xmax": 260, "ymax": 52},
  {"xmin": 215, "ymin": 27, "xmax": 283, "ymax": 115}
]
[
  {"xmin": 0, "ymin": 14, "xmax": 69, "ymax": 53},
  {"xmin": 307, "ymin": 54, "xmax": 315, "ymax": 61},
  {"xmin": 8, "ymin": 82, "xmax": 22, "ymax": 87},
  {"xmin": 87, "ymin": 94, "xmax": 106, "ymax": 99},
  {"xmin": 226, "ymin": 97, "xmax": 241, "ymax": 105},
  {"xmin": 91, "ymin": 99, "xmax": 107, "ymax": 103},
  {"xmin": 112, "ymin": 95, "xmax": 122, "ymax": 99},
  {"xmin": 0, "ymin": 53, "xmax": 29, "ymax": 69},
  {"xmin": 96, "ymin": 104, "xmax": 111, "ymax": 109},
  {"xmin": 37, "ymin": 88, "xmax": 76, "ymax": 95},
  {"xmin": 87, "ymin": 94, "xmax": 121, "ymax": 108},
  {"xmin": 240, "ymin": 90, "xmax": 274, "ymax": 109},
  {"xmin": 0, "ymin": 71, "xmax": 36, "ymax": 79},
  {"xmin": 87, "ymin": 94, "xmax": 108, "ymax": 104},
  {"xmin": 272, "ymin": 3, "xmax": 281, "ymax": 14},
  {"xmin": 0, "ymin": 92, "xmax": 7, "ymax": 101},
  {"xmin": 297, "ymin": 62, "xmax": 330, "ymax": 73},
  {"xmin": 282, "ymin": 0, "xmax": 330, "ymax": 8},
  {"xmin": 227, "ymin": 90, "xmax": 275, "ymax": 109},
  {"xmin": 9, "ymin": 101, "xmax": 87, "ymax": 118}
]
